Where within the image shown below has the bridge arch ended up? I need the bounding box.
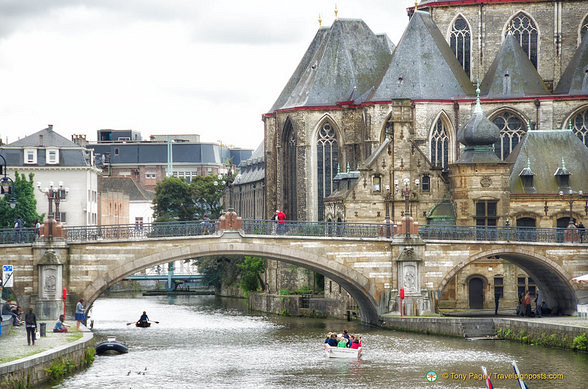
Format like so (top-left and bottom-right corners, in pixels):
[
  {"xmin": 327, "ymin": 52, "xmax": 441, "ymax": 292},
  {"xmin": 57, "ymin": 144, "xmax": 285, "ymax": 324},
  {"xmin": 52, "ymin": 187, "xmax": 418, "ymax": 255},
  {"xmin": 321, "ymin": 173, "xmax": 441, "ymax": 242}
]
[
  {"xmin": 82, "ymin": 239, "xmax": 381, "ymax": 324},
  {"xmin": 438, "ymin": 247, "xmax": 578, "ymax": 314}
]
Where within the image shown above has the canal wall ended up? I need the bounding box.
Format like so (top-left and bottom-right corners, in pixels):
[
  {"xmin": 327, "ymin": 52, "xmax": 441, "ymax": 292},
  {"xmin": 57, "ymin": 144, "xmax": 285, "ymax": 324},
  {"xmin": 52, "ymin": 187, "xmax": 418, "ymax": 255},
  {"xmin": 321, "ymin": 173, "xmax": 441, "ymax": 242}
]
[
  {"xmin": 379, "ymin": 316, "xmax": 496, "ymax": 338},
  {"xmin": 0, "ymin": 332, "xmax": 94, "ymax": 388},
  {"xmin": 249, "ymin": 293, "xmax": 346, "ymax": 318},
  {"xmin": 0, "ymin": 316, "xmax": 12, "ymax": 338}
]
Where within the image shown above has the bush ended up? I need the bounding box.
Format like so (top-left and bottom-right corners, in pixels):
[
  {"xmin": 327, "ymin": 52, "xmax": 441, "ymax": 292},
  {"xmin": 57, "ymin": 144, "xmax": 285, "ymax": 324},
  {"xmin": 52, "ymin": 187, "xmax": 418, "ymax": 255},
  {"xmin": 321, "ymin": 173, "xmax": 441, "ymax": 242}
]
[
  {"xmin": 279, "ymin": 289, "xmax": 291, "ymax": 295},
  {"xmin": 572, "ymin": 333, "xmax": 588, "ymax": 351}
]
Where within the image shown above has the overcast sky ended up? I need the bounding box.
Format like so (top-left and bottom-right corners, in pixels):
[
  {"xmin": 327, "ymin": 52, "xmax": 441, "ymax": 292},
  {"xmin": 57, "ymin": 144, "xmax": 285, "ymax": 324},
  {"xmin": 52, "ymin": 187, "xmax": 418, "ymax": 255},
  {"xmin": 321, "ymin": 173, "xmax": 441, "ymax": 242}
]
[{"xmin": 0, "ymin": 0, "xmax": 411, "ymax": 150}]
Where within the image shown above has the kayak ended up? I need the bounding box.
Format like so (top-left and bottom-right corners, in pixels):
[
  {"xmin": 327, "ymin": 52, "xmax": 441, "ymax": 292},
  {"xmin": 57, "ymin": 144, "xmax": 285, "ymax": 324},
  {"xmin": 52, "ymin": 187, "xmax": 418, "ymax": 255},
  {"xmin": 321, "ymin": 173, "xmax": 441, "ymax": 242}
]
[{"xmin": 136, "ymin": 321, "xmax": 151, "ymax": 328}]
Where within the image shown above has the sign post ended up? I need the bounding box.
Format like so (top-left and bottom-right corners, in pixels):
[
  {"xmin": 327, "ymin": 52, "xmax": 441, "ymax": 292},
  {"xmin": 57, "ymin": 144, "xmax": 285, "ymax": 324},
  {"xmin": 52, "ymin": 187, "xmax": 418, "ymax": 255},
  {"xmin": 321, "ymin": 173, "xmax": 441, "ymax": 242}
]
[{"xmin": 2, "ymin": 265, "xmax": 14, "ymax": 288}]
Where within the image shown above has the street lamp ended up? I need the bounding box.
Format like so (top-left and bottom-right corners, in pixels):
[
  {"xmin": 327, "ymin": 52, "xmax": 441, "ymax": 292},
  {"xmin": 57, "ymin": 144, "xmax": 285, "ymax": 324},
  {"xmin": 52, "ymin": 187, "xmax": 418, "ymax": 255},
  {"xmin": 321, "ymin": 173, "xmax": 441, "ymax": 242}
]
[
  {"xmin": 559, "ymin": 189, "xmax": 583, "ymax": 227},
  {"xmin": 395, "ymin": 177, "xmax": 420, "ymax": 238},
  {"xmin": 0, "ymin": 154, "xmax": 16, "ymax": 208},
  {"xmin": 37, "ymin": 181, "xmax": 69, "ymax": 239},
  {"xmin": 384, "ymin": 185, "xmax": 392, "ymax": 238}
]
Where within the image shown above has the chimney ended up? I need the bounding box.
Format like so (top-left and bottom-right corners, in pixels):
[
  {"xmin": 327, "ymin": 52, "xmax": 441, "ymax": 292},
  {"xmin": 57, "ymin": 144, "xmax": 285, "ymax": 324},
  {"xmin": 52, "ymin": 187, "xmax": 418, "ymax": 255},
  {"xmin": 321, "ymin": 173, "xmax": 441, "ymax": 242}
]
[
  {"xmin": 39, "ymin": 135, "xmax": 43, "ymax": 146},
  {"xmin": 48, "ymin": 124, "xmax": 53, "ymax": 131}
]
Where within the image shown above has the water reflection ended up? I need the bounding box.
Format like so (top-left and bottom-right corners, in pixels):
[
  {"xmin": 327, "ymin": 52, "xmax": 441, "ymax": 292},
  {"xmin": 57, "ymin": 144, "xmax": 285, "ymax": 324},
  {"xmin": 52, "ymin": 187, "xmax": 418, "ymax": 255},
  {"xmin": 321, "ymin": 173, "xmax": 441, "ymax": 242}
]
[{"xmin": 53, "ymin": 295, "xmax": 587, "ymax": 389}]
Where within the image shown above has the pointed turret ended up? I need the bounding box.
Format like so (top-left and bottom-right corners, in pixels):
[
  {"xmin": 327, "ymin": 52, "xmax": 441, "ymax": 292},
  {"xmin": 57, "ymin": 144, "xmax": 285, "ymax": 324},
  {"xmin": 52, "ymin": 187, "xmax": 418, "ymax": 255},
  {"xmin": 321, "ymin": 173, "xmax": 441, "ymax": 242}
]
[
  {"xmin": 269, "ymin": 19, "xmax": 392, "ymax": 112},
  {"xmin": 370, "ymin": 11, "xmax": 474, "ymax": 101},
  {"xmin": 554, "ymin": 31, "xmax": 588, "ymax": 95},
  {"xmin": 456, "ymin": 83, "xmax": 501, "ymax": 163},
  {"xmin": 479, "ymin": 33, "xmax": 549, "ymax": 98}
]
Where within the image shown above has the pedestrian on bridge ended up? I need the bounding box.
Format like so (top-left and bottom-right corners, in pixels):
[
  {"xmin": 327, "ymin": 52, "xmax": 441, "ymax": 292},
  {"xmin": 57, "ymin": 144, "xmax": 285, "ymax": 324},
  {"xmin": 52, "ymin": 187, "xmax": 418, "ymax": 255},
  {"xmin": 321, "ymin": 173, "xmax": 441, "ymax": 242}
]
[{"xmin": 276, "ymin": 210, "xmax": 286, "ymax": 235}]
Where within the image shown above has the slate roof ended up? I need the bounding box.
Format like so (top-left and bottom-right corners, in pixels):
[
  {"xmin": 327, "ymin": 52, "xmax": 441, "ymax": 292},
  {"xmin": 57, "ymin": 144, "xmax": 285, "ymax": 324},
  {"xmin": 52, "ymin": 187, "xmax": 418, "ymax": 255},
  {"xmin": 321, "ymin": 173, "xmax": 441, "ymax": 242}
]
[
  {"xmin": 480, "ymin": 33, "xmax": 549, "ymax": 98},
  {"xmin": 98, "ymin": 176, "xmax": 155, "ymax": 201},
  {"xmin": 233, "ymin": 142, "xmax": 264, "ymax": 185},
  {"xmin": 508, "ymin": 130, "xmax": 588, "ymax": 194},
  {"xmin": 370, "ymin": 11, "xmax": 474, "ymax": 101},
  {"xmin": 7, "ymin": 126, "xmax": 78, "ymax": 148},
  {"xmin": 269, "ymin": 19, "xmax": 392, "ymax": 112},
  {"xmin": 554, "ymin": 32, "xmax": 588, "ymax": 95}
]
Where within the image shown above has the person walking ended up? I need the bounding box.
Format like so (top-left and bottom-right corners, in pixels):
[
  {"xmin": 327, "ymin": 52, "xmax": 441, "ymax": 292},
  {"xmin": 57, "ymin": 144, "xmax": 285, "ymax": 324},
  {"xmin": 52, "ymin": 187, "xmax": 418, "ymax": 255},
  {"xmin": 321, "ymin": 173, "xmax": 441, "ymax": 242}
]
[
  {"xmin": 33, "ymin": 219, "xmax": 41, "ymax": 240},
  {"xmin": 524, "ymin": 291, "xmax": 532, "ymax": 317},
  {"xmin": 271, "ymin": 211, "xmax": 278, "ymax": 235},
  {"xmin": 13, "ymin": 216, "xmax": 23, "ymax": 243},
  {"xmin": 494, "ymin": 290, "xmax": 501, "ymax": 316},
  {"xmin": 535, "ymin": 288, "xmax": 543, "ymax": 318},
  {"xmin": 276, "ymin": 210, "xmax": 286, "ymax": 235},
  {"xmin": 578, "ymin": 221, "xmax": 585, "ymax": 243},
  {"xmin": 75, "ymin": 298, "xmax": 85, "ymax": 330},
  {"xmin": 25, "ymin": 307, "xmax": 37, "ymax": 345}
]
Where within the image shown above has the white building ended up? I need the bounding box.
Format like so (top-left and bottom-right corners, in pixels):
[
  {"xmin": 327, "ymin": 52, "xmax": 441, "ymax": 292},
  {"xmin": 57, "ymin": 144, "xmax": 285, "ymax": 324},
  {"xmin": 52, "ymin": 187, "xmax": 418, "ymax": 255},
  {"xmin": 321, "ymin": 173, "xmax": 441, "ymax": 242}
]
[{"xmin": 1, "ymin": 125, "xmax": 99, "ymax": 226}]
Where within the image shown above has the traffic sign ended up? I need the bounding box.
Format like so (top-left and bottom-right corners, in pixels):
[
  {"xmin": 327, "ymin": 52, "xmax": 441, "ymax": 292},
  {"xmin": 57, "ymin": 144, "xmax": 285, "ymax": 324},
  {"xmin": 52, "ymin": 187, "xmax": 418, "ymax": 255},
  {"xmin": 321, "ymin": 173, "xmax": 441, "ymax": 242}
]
[{"xmin": 2, "ymin": 265, "xmax": 14, "ymax": 288}]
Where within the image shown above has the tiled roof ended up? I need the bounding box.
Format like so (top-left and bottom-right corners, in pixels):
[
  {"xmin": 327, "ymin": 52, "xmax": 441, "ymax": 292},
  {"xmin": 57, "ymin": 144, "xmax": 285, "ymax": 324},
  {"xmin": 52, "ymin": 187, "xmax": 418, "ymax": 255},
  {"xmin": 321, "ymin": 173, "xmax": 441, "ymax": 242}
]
[{"xmin": 7, "ymin": 126, "xmax": 78, "ymax": 147}]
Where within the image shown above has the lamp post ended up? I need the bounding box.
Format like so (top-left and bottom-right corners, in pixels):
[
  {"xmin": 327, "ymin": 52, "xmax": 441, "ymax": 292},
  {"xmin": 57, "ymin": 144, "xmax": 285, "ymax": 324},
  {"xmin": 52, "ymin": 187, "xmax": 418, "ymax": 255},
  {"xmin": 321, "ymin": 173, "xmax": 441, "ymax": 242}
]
[
  {"xmin": 37, "ymin": 181, "xmax": 69, "ymax": 239},
  {"xmin": 384, "ymin": 185, "xmax": 391, "ymax": 238},
  {"xmin": 559, "ymin": 189, "xmax": 583, "ymax": 227},
  {"xmin": 395, "ymin": 177, "xmax": 420, "ymax": 238},
  {"xmin": 0, "ymin": 155, "xmax": 17, "ymax": 209}
]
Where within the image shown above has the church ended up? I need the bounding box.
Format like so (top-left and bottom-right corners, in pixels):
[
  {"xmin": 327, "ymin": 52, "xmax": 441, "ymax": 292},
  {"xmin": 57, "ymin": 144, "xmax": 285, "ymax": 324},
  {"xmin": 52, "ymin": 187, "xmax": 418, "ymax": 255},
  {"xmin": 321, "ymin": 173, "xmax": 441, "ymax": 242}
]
[{"xmin": 238, "ymin": 1, "xmax": 588, "ymax": 313}]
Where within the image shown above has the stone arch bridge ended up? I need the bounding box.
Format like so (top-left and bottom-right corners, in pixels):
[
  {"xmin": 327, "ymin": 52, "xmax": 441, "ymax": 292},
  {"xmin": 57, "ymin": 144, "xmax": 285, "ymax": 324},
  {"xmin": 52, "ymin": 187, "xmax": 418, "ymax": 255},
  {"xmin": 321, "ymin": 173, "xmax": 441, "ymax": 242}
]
[{"xmin": 1, "ymin": 224, "xmax": 586, "ymax": 324}]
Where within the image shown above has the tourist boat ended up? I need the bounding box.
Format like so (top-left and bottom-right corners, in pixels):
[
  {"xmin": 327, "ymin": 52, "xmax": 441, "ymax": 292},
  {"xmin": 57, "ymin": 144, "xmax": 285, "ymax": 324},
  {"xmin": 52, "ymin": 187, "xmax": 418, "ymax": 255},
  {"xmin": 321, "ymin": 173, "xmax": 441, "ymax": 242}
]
[
  {"xmin": 324, "ymin": 344, "xmax": 362, "ymax": 359},
  {"xmin": 136, "ymin": 321, "xmax": 151, "ymax": 328},
  {"xmin": 95, "ymin": 336, "xmax": 128, "ymax": 355}
]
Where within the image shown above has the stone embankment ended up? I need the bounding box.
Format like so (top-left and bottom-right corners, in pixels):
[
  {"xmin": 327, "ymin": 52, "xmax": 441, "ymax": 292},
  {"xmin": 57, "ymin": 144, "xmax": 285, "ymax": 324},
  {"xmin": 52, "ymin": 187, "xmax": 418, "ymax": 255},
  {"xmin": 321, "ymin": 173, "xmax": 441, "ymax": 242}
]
[{"xmin": 0, "ymin": 323, "xmax": 94, "ymax": 388}]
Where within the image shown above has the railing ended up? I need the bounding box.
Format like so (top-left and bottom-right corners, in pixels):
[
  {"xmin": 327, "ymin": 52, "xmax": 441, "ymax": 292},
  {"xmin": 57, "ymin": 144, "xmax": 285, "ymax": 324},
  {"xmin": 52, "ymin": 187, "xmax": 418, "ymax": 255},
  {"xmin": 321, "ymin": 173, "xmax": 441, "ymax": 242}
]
[{"xmin": 0, "ymin": 220, "xmax": 585, "ymax": 245}]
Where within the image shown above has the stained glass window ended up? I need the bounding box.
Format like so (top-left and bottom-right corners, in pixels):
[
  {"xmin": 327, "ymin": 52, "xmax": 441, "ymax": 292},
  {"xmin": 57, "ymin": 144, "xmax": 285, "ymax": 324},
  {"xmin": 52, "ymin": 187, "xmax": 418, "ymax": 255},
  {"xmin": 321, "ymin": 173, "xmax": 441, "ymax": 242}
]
[
  {"xmin": 506, "ymin": 13, "xmax": 538, "ymax": 68},
  {"xmin": 317, "ymin": 122, "xmax": 339, "ymax": 221},
  {"xmin": 450, "ymin": 16, "xmax": 471, "ymax": 77},
  {"xmin": 430, "ymin": 118, "xmax": 449, "ymax": 169},
  {"xmin": 283, "ymin": 119, "xmax": 297, "ymax": 220},
  {"xmin": 491, "ymin": 111, "xmax": 526, "ymax": 160},
  {"xmin": 570, "ymin": 107, "xmax": 588, "ymax": 147}
]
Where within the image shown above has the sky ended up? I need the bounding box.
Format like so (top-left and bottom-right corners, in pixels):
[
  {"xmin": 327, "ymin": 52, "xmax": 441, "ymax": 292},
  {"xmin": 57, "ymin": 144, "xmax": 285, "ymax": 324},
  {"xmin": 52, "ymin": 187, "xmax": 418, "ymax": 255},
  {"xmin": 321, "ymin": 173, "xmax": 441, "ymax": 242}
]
[{"xmin": 0, "ymin": 1, "xmax": 411, "ymax": 150}]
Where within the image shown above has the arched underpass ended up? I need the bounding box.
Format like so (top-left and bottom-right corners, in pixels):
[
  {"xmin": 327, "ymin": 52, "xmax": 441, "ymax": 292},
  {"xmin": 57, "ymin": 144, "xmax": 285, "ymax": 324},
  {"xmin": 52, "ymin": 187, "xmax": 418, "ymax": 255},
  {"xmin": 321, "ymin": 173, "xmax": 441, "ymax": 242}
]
[
  {"xmin": 82, "ymin": 241, "xmax": 382, "ymax": 325},
  {"xmin": 439, "ymin": 249, "xmax": 579, "ymax": 315}
]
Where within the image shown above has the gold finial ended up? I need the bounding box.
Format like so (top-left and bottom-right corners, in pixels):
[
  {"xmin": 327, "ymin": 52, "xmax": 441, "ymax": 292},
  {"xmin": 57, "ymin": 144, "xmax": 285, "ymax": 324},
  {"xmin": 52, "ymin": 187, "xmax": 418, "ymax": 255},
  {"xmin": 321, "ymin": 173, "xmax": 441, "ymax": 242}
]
[
  {"xmin": 507, "ymin": 22, "xmax": 512, "ymax": 35},
  {"xmin": 334, "ymin": 4, "xmax": 338, "ymax": 20},
  {"xmin": 415, "ymin": 1, "xmax": 418, "ymax": 11},
  {"xmin": 318, "ymin": 13, "xmax": 322, "ymax": 28}
]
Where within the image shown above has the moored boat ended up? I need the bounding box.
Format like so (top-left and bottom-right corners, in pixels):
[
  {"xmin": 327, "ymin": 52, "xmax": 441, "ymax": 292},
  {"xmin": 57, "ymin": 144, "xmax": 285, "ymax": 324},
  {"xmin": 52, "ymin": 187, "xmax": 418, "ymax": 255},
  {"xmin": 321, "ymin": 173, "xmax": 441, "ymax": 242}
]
[
  {"xmin": 136, "ymin": 321, "xmax": 151, "ymax": 328},
  {"xmin": 95, "ymin": 336, "xmax": 128, "ymax": 355},
  {"xmin": 324, "ymin": 344, "xmax": 362, "ymax": 359}
]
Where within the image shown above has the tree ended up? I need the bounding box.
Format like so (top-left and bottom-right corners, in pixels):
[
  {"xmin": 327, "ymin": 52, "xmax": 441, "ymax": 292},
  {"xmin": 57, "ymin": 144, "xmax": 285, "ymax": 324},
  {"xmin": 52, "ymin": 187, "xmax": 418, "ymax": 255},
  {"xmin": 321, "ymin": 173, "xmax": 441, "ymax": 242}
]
[
  {"xmin": 0, "ymin": 171, "xmax": 41, "ymax": 228},
  {"xmin": 237, "ymin": 256, "xmax": 266, "ymax": 293},
  {"xmin": 190, "ymin": 174, "xmax": 228, "ymax": 219},
  {"xmin": 152, "ymin": 177, "xmax": 194, "ymax": 222}
]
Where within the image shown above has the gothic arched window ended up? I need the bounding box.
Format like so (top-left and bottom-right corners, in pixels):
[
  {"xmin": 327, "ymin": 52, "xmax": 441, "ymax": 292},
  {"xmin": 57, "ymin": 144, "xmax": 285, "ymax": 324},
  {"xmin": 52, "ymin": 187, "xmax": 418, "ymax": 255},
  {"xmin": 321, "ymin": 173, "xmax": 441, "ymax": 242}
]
[
  {"xmin": 430, "ymin": 118, "xmax": 449, "ymax": 169},
  {"xmin": 506, "ymin": 13, "xmax": 538, "ymax": 68},
  {"xmin": 570, "ymin": 107, "xmax": 588, "ymax": 147},
  {"xmin": 283, "ymin": 119, "xmax": 297, "ymax": 220},
  {"xmin": 317, "ymin": 122, "xmax": 339, "ymax": 221},
  {"xmin": 582, "ymin": 16, "xmax": 588, "ymax": 42},
  {"xmin": 450, "ymin": 16, "xmax": 471, "ymax": 77},
  {"xmin": 491, "ymin": 110, "xmax": 526, "ymax": 160}
]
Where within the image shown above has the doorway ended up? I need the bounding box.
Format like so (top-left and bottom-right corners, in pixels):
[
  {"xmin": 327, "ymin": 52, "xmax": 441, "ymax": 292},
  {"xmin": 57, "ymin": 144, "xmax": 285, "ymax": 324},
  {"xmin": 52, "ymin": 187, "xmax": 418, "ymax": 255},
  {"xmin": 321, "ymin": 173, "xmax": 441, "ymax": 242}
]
[{"xmin": 468, "ymin": 277, "xmax": 484, "ymax": 309}]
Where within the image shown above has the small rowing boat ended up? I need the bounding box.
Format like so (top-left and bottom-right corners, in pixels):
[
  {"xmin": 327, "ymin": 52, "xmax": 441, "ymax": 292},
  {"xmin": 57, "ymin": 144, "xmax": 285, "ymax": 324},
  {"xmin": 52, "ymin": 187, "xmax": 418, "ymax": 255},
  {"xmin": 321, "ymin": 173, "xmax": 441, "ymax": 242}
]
[
  {"xmin": 324, "ymin": 344, "xmax": 362, "ymax": 359},
  {"xmin": 95, "ymin": 336, "xmax": 128, "ymax": 355},
  {"xmin": 136, "ymin": 321, "xmax": 151, "ymax": 328}
]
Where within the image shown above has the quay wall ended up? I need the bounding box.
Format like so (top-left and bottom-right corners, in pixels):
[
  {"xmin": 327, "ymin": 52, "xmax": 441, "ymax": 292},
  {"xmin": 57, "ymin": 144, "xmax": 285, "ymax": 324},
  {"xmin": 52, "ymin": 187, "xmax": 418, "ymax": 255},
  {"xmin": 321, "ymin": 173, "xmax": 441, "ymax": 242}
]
[
  {"xmin": 0, "ymin": 332, "xmax": 94, "ymax": 388},
  {"xmin": 249, "ymin": 293, "xmax": 347, "ymax": 319}
]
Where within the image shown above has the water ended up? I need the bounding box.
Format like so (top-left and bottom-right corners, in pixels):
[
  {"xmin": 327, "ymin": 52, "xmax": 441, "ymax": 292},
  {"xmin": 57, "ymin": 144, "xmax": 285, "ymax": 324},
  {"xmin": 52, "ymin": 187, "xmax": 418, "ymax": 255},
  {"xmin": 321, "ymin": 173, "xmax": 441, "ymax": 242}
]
[{"xmin": 54, "ymin": 295, "xmax": 587, "ymax": 389}]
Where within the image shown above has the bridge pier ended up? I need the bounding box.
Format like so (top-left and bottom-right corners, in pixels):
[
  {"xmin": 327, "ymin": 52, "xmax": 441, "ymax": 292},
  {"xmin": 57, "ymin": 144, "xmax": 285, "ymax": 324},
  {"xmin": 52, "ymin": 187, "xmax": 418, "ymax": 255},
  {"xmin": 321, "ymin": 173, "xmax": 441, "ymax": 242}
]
[{"xmin": 32, "ymin": 239, "xmax": 70, "ymax": 320}]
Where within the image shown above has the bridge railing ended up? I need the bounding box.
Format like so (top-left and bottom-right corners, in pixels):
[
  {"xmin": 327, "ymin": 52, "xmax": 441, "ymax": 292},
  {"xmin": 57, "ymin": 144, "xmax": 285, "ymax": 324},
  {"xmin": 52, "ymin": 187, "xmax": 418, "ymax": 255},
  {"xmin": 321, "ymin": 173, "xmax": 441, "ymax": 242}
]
[{"xmin": 0, "ymin": 220, "xmax": 585, "ymax": 244}]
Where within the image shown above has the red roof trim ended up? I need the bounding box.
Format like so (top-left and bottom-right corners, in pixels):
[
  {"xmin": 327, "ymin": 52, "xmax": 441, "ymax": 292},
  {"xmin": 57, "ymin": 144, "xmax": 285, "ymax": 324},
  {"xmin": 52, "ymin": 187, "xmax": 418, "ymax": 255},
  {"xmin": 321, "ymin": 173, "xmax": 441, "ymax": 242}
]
[
  {"xmin": 409, "ymin": 0, "xmax": 546, "ymax": 11},
  {"xmin": 265, "ymin": 95, "xmax": 587, "ymax": 116}
]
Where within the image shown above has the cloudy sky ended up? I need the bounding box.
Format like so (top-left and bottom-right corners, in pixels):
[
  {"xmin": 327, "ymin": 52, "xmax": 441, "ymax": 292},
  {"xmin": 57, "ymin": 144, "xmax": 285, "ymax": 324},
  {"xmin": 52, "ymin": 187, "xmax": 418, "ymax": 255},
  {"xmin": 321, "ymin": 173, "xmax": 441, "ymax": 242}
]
[{"xmin": 0, "ymin": 0, "xmax": 411, "ymax": 150}]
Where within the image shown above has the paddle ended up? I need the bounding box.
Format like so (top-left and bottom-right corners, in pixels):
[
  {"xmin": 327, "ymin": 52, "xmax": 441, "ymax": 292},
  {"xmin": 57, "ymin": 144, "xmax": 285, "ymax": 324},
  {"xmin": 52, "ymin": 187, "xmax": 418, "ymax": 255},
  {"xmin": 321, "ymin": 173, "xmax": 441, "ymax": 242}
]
[
  {"xmin": 149, "ymin": 320, "xmax": 159, "ymax": 324},
  {"xmin": 126, "ymin": 322, "xmax": 136, "ymax": 326}
]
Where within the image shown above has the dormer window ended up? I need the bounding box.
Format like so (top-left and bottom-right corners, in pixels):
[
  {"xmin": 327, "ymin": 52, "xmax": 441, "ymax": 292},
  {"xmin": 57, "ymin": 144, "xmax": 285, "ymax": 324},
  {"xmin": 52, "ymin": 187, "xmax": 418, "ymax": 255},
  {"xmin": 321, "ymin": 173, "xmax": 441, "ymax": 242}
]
[
  {"xmin": 47, "ymin": 148, "xmax": 59, "ymax": 165},
  {"xmin": 553, "ymin": 157, "xmax": 571, "ymax": 192},
  {"xmin": 25, "ymin": 148, "xmax": 37, "ymax": 164},
  {"xmin": 372, "ymin": 176, "xmax": 381, "ymax": 193}
]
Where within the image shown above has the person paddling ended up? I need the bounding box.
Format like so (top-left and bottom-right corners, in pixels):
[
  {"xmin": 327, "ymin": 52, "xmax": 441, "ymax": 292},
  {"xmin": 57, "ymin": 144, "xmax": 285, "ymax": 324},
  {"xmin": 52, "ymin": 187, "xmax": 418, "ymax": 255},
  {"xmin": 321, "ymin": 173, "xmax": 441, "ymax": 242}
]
[{"xmin": 138, "ymin": 311, "xmax": 149, "ymax": 324}]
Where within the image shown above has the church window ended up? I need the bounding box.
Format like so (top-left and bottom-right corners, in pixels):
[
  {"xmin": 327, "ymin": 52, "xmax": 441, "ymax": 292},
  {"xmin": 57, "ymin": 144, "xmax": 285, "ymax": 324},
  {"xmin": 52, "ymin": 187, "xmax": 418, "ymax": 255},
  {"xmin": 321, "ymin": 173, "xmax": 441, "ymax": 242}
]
[
  {"xmin": 570, "ymin": 107, "xmax": 588, "ymax": 148},
  {"xmin": 317, "ymin": 122, "xmax": 339, "ymax": 221},
  {"xmin": 582, "ymin": 16, "xmax": 588, "ymax": 42},
  {"xmin": 491, "ymin": 111, "xmax": 526, "ymax": 160},
  {"xmin": 475, "ymin": 200, "xmax": 498, "ymax": 227},
  {"xmin": 506, "ymin": 13, "xmax": 538, "ymax": 68},
  {"xmin": 283, "ymin": 119, "xmax": 297, "ymax": 220},
  {"xmin": 421, "ymin": 175, "xmax": 430, "ymax": 192},
  {"xmin": 430, "ymin": 118, "xmax": 449, "ymax": 169},
  {"xmin": 450, "ymin": 16, "xmax": 471, "ymax": 77}
]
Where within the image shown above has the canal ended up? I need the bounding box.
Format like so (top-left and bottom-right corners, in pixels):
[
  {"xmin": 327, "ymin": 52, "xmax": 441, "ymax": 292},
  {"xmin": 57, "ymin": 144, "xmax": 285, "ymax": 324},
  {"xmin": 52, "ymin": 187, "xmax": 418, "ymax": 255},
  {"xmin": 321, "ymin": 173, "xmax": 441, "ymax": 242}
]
[{"xmin": 55, "ymin": 295, "xmax": 587, "ymax": 388}]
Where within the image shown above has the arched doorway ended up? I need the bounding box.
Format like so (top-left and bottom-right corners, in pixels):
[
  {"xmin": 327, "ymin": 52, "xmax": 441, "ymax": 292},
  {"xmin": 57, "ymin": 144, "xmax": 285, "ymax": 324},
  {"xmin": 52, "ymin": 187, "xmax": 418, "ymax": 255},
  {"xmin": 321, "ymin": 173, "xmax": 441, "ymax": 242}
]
[{"xmin": 468, "ymin": 277, "xmax": 484, "ymax": 309}]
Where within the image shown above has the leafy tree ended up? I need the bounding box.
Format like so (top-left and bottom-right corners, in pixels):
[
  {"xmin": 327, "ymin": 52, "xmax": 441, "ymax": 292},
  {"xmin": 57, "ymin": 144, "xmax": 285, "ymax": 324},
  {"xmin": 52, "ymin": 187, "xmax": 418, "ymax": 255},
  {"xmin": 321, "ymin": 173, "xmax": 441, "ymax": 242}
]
[
  {"xmin": 190, "ymin": 172, "xmax": 235, "ymax": 219},
  {"xmin": 237, "ymin": 256, "xmax": 266, "ymax": 293},
  {"xmin": 0, "ymin": 171, "xmax": 41, "ymax": 228},
  {"xmin": 152, "ymin": 177, "xmax": 194, "ymax": 222}
]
